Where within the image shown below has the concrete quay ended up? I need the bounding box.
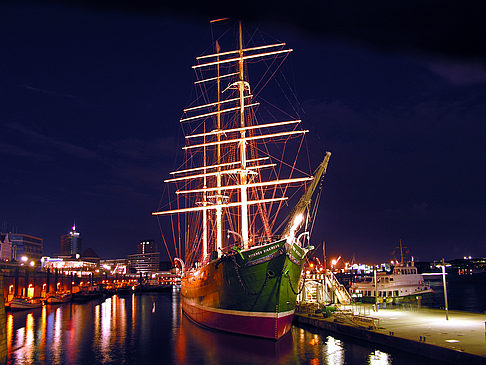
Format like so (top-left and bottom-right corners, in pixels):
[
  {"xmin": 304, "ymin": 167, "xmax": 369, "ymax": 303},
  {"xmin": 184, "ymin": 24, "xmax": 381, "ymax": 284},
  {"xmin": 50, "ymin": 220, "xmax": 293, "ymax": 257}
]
[{"xmin": 294, "ymin": 305, "xmax": 486, "ymax": 364}]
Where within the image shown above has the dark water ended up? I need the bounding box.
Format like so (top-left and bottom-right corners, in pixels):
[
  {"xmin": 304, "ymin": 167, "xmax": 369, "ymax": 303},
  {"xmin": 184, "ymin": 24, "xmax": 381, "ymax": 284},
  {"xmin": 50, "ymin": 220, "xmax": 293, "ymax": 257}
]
[
  {"xmin": 8, "ymin": 280, "xmax": 483, "ymax": 365},
  {"xmin": 428, "ymin": 273, "xmax": 486, "ymax": 313}
]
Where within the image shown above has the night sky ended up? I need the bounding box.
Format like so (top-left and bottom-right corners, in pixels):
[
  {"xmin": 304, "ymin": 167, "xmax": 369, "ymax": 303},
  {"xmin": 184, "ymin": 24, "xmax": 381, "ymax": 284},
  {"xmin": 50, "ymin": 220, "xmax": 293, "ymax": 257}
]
[{"xmin": 1, "ymin": 1, "xmax": 485, "ymax": 263}]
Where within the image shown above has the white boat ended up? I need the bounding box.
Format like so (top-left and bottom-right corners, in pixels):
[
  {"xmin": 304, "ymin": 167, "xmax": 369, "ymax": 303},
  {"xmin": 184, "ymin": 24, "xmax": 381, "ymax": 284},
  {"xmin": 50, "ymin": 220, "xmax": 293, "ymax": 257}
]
[
  {"xmin": 350, "ymin": 242, "xmax": 433, "ymax": 304},
  {"xmin": 9, "ymin": 297, "xmax": 44, "ymax": 311},
  {"xmin": 46, "ymin": 292, "xmax": 72, "ymax": 304}
]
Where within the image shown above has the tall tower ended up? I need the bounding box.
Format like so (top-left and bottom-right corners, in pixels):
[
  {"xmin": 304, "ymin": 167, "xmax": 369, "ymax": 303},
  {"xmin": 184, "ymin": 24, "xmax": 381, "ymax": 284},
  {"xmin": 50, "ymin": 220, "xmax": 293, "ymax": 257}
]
[{"xmin": 60, "ymin": 223, "xmax": 82, "ymax": 256}]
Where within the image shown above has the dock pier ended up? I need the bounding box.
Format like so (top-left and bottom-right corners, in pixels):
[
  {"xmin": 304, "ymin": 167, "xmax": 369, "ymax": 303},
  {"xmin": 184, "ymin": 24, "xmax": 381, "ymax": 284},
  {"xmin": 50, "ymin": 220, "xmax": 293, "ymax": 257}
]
[{"xmin": 294, "ymin": 305, "xmax": 486, "ymax": 364}]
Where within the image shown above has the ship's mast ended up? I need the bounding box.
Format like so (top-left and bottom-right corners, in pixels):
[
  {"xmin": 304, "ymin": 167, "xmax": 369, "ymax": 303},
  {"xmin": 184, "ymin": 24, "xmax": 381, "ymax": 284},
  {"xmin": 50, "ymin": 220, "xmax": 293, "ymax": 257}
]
[
  {"xmin": 238, "ymin": 21, "xmax": 249, "ymax": 249},
  {"xmin": 154, "ymin": 24, "xmax": 305, "ymax": 259},
  {"xmin": 215, "ymin": 40, "xmax": 223, "ymax": 258},
  {"xmin": 202, "ymin": 111, "xmax": 208, "ymax": 261},
  {"xmin": 399, "ymin": 239, "xmax": 404, "ymax": 264}
]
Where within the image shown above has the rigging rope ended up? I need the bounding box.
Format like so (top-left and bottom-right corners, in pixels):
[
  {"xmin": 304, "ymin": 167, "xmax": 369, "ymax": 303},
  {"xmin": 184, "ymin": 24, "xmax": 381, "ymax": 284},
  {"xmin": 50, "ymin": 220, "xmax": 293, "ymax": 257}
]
[
  {"xmin": 309, "ymin": 177, "xmax": 324, "ymax": 238},
  {"xmin": 157, "ymin": 217, "xmax": 174, "ymax": 266}
]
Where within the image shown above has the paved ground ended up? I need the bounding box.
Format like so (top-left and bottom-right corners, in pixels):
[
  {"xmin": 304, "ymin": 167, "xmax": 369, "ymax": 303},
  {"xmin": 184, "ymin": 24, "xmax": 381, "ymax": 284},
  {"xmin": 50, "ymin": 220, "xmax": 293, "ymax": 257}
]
[{"xmin": 337, "ymin": 304, "xmax": 486, "ymax": 358}]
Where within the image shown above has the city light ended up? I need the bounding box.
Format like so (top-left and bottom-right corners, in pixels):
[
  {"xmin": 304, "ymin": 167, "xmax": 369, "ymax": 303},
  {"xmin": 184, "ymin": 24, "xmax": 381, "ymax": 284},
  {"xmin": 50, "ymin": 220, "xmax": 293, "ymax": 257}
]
[
  {"xmin": 30, "ymin": 261, "xmax": 35, "ymax": 267},
  {"xmin": 21, "ymin": 256, "xmax": 28, "ymax": 262}
]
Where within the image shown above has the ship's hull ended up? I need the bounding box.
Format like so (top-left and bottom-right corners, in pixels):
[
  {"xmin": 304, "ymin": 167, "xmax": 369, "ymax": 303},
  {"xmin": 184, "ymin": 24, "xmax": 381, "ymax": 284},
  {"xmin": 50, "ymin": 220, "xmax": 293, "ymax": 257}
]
[
  {"xmin": 10, "ymin": 298, "xmax": 43, "ymax": 311},
  {"xmin": 181, "ymin": 238, "xmax": 309, "ymax": 340},
  {"xmin": 46, "ymin": 293, "xmax": 72, "ymax": 304},
  {"xmin": 354, "ymin": 289, "xmax": 435, "ymax": 304}
]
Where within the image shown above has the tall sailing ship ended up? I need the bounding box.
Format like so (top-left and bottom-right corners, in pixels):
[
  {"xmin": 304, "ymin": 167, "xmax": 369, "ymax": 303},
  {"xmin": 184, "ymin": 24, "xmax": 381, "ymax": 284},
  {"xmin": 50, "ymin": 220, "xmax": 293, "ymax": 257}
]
[{"xmin": 153, "ymin": 20, "xmax": 331, "ymax": 340}]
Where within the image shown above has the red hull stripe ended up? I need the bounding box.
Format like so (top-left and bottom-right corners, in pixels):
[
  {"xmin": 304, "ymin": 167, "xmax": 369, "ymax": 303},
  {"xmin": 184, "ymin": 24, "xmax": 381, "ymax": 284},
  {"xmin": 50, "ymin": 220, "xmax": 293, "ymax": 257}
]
[
  {"xmin": 182, "ymin": 299, "xmax": 294, "ymax": 340},
  {"xmin": 185, "ymin": 299, "xmax": 294, "ymax": 318}
]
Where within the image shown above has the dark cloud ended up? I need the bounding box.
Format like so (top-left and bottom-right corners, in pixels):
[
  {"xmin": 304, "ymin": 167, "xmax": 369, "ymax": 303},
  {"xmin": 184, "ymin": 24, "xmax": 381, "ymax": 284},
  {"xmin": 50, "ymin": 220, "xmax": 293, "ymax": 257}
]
[
  {"xmin": 6, "ymin": 122, "xmax": 98, "ymax": 160},
  {"xmin": 100, "ymin": 137, "xmax": 178, "ymax": 162},
  {"xmin": 427, "ymin": 60, "xmax": 486, "ymax": 85},
  {"xmin": 0, "ymin": 142, "xmax": 52, "ymax": 161},
  {"xmin": 20, "ymin": 84, "xmax": 80, "ymax": 101}
]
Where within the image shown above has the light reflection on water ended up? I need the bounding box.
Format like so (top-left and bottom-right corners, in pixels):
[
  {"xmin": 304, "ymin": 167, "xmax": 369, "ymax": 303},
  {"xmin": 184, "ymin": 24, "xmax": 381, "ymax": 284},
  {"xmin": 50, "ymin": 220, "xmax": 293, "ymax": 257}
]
[
  {"xmin": 5, "ymin": 291, "xmax": 425, "ymax": 365},
  {"xmin": 369, "ymin": 350, "xmax": 390, "ymax": 364}
]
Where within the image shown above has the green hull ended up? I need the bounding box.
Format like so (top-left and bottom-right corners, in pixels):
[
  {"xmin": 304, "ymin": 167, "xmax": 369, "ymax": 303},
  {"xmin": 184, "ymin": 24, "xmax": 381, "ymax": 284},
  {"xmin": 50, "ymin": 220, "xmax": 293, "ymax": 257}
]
[{"xmin": 181, "ymin": 239, "xmax": 311, "ymax": 338}]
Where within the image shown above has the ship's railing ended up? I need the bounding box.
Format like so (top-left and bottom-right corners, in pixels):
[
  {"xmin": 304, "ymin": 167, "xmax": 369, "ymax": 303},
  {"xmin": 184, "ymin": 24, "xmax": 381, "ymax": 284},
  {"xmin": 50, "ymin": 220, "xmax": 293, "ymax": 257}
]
[
  {"xmin": 299, "ymin": 271, "xmax": 352, "ymax": 305},
  {"xmin": 324, "ymin": 271, "xmax": 352, "ymax": 304},
  {"xmin": 332, "ymin": 309, "xmax": 379, "ymax": 329}
]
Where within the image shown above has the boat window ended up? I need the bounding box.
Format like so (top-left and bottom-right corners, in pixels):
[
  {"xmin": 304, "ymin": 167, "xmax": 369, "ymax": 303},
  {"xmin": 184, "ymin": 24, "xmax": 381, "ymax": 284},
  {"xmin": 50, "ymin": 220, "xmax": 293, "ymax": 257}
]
[
  {"xmin": 394, "ymin": 290, "xmax": 399, "ymax": 296},
  {"xmin": 389, "ymin": 278, "xmax": 393, "ymax": 281}
]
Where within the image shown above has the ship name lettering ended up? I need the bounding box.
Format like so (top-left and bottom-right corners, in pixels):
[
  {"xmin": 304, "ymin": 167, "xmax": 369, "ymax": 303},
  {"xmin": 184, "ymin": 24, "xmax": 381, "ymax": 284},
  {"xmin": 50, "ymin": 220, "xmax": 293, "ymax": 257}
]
[{"xmin": 248, "ymin": 244, "xmax": 279, "ymax": 259}]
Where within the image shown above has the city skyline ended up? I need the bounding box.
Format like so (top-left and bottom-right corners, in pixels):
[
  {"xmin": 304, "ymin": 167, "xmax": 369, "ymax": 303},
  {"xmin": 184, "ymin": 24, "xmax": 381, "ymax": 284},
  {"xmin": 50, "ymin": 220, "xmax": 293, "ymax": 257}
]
[{"xmin": 1, "ymin": 2, "xmax": 485, "ymax": 263}]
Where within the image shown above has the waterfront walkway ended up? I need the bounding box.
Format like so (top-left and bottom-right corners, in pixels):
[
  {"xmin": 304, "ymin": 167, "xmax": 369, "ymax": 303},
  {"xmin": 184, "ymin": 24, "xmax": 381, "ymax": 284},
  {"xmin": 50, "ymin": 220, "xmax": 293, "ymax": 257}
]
[{"xmin": 294, "ymin": 305, "xmax": 486, "ymax": 364}]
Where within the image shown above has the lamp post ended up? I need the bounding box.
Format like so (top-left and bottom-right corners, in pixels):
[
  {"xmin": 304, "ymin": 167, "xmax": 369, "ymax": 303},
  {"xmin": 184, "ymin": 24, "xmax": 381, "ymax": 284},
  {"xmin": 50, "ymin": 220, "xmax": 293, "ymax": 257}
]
[
  {"xmin": 374, "ymin": 267, "xmax": 378, "ymax": 312},
  {"xmin": 436, "ymin": 258, "xmax": 451, "ymax": 320}
]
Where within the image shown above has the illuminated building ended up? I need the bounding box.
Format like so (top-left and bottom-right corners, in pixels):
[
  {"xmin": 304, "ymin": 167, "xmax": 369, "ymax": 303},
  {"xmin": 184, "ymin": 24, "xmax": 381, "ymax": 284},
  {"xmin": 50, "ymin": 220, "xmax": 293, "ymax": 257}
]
[
  {"xmin": 60, "ymin": 224, "xmax": 82, "ymax": 256},
  {"xmin": 2, "ymin": 232, "xmax": 43, "ymax": 261},
  {"xmin": 0, "ymin": 233, "xmax": 13, "ymax": 260},
  {"xmin": 138, "ymin": 240, "xmax": 157, "ymax": 254},
  {"xmin": 127, "ymin": 252, "xmax": 160, "ymax": 274},
  {"xmin": 100, "ymin": 258, "xmax": 128, "ymax": 275},
  {"xmin": 41, "ymin": 256, "xmax": 97, "ymax": 275}
]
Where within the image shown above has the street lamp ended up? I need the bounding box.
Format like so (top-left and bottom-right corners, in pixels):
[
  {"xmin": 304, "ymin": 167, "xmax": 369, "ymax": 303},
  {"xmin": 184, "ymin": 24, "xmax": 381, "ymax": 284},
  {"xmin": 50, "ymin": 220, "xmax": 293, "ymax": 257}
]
[{"xmin": 436, "ymin": 258, "xmax": 451, "ymax": 320}]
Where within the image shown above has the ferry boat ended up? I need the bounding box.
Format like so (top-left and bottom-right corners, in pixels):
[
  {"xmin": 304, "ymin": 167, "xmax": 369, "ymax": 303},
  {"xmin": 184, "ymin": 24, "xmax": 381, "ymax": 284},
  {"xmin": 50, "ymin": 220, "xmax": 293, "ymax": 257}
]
[
  {"xmin": 153, "ymin": 20, "xmax": 331, "ymax": 340},
  {"xmin": 350, "ymin": 242, "xmax": 433, "ymax": 304},
  {"xmin": 46, "ymin": 291, "xmax": 72, "ymax": 304},
  {"xmin": 10, "ymin": 297, "xmax": 44, "ymax": 311}
]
